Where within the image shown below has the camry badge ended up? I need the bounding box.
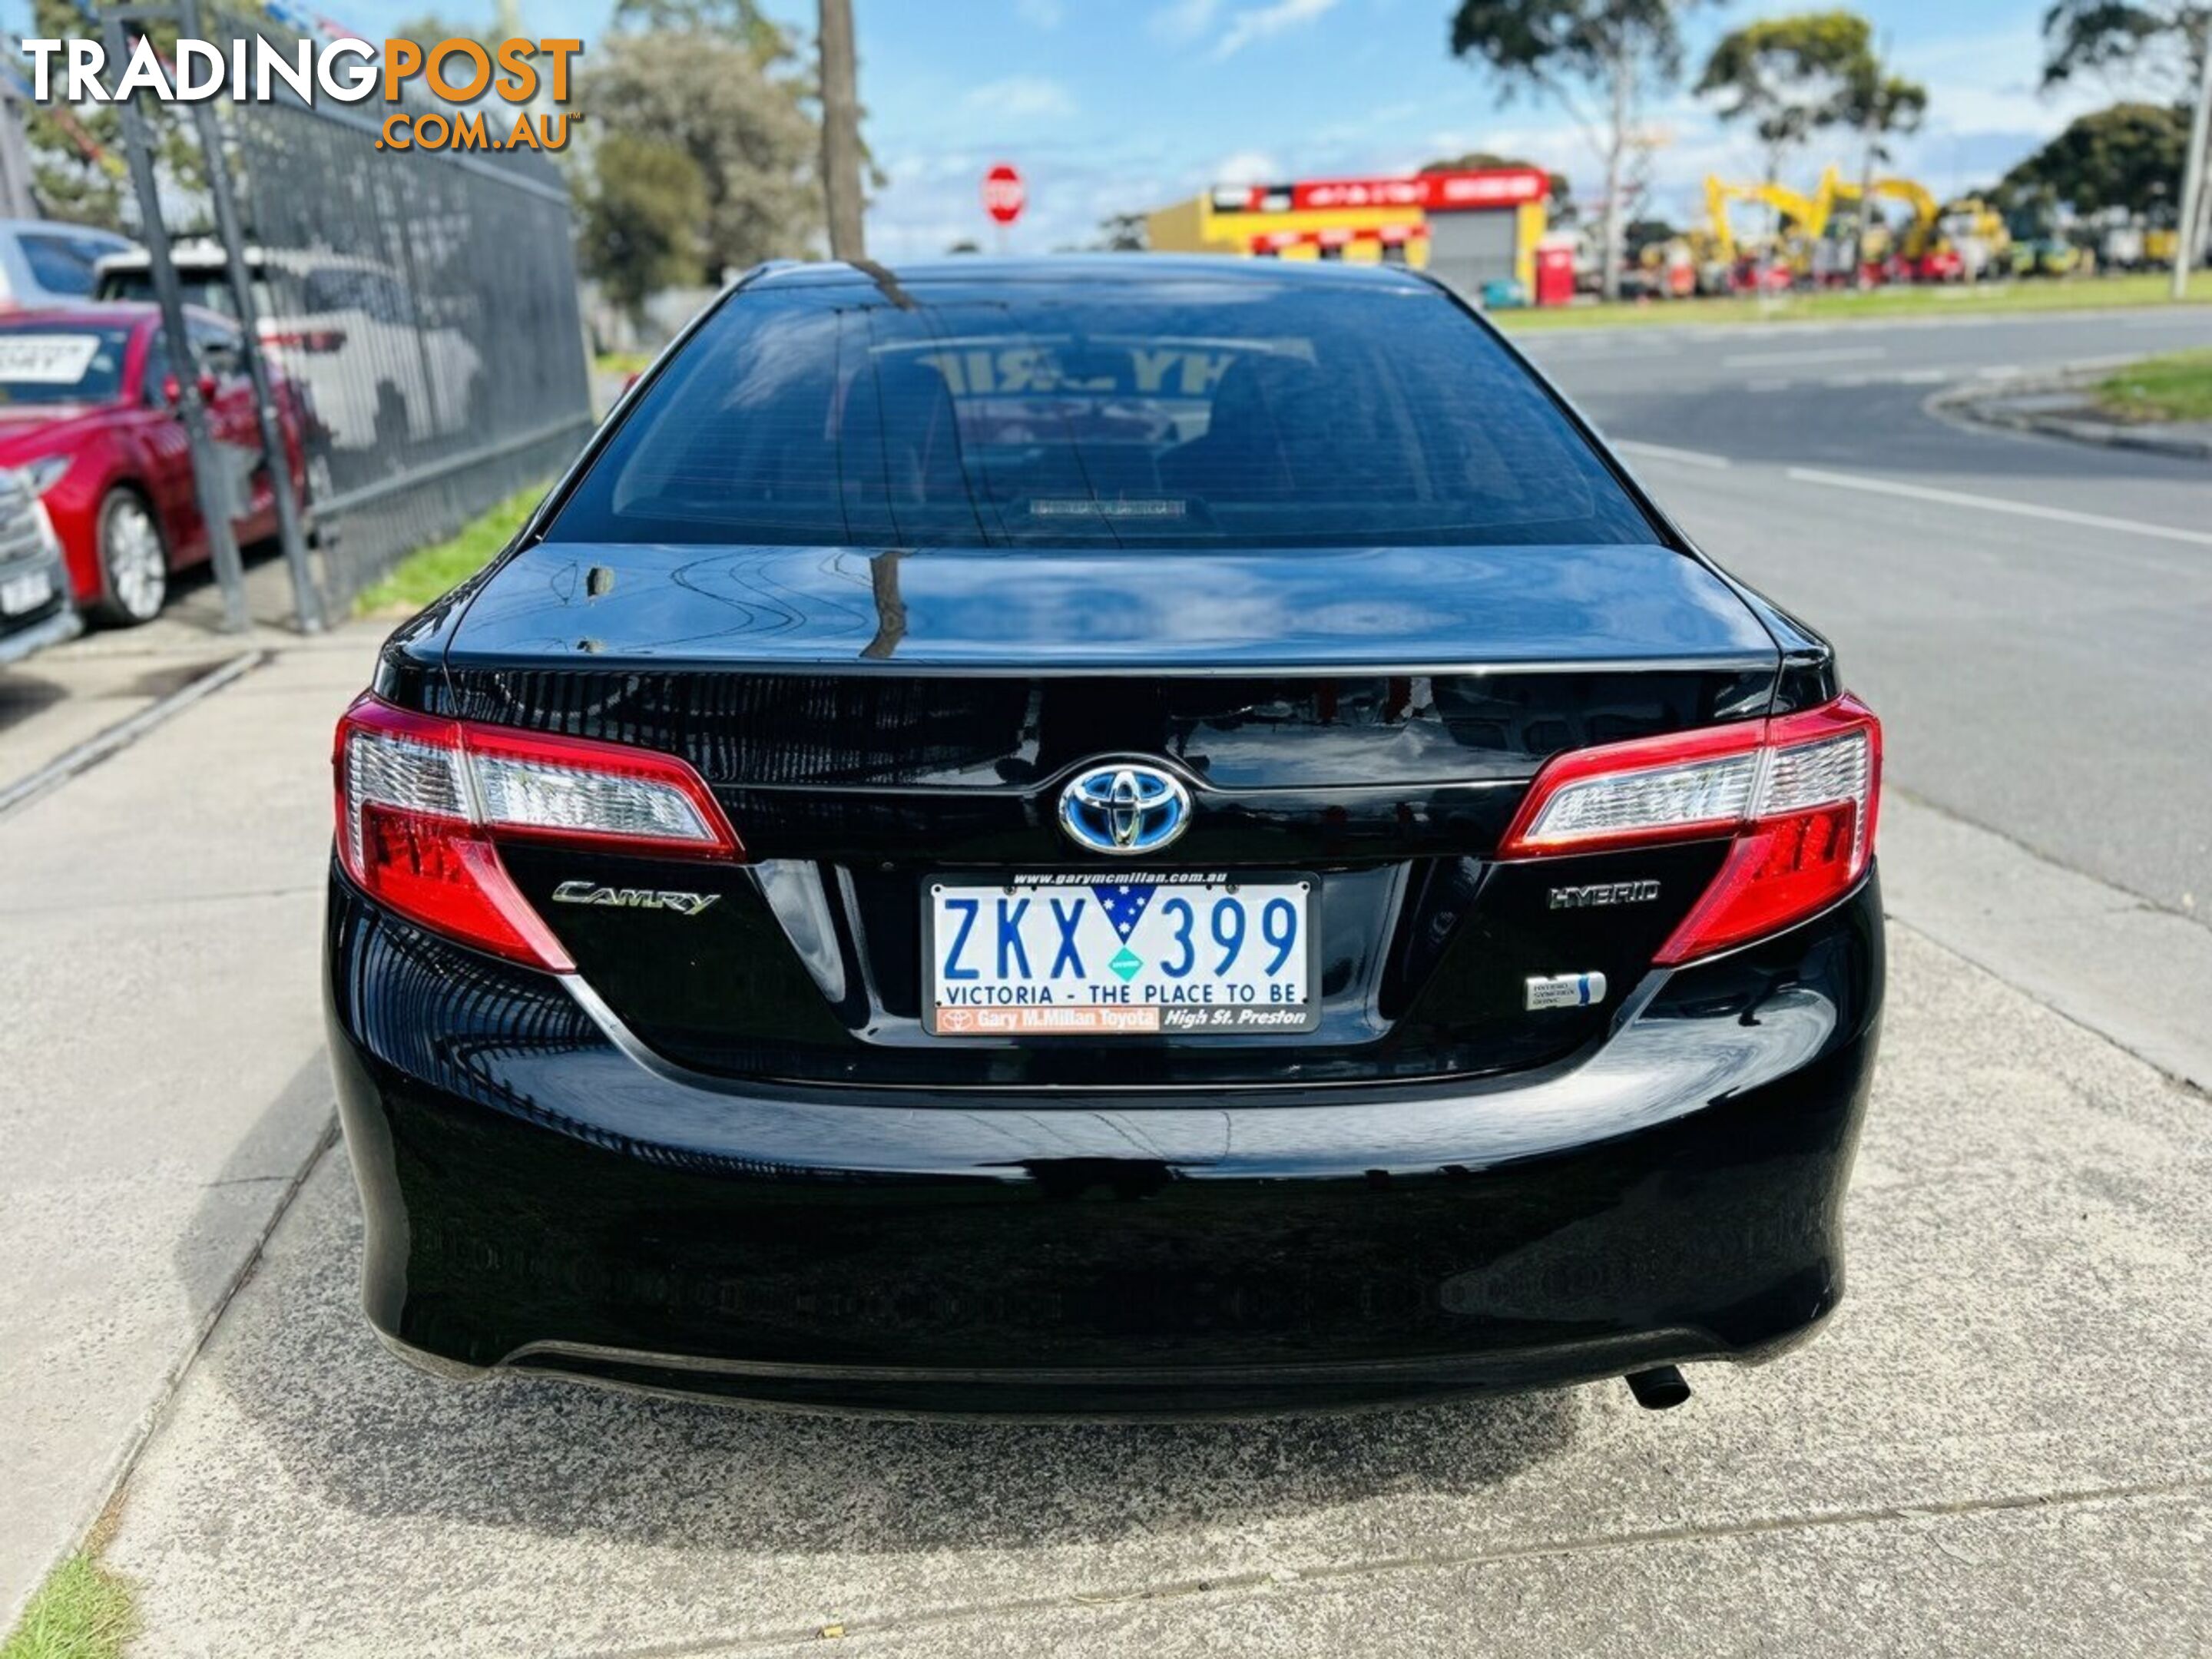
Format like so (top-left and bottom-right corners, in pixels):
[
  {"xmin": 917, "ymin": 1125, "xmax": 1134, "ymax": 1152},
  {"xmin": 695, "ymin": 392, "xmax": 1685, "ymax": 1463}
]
[
  {"xmin": 551, "ymin": 881, "xmax": 721, "ymax": 916},
  {"xmin": 1058, "ymin": 762, "xmax": 1191, "ymax": 856}
]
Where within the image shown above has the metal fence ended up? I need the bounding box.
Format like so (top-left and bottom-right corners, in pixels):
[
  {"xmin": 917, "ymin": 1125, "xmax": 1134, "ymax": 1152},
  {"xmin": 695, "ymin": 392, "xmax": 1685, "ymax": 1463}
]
[{"xmin": 101, "ymin": 2, "xmax": 596, "ymax": 628}]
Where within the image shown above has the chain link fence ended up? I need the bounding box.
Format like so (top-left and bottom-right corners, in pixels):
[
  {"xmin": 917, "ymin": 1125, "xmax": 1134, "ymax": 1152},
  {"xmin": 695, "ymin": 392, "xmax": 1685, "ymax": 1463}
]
[{"xmin": 98, "ymin": 5, "xmax": 595, "ymax": 626}]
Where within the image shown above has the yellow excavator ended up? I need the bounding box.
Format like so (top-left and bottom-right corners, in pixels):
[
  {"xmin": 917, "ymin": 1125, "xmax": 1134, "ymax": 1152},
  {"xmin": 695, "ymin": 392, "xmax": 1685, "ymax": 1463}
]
[
  {"xmin": 1705, "ymin": 167, "xmax": 2007, "ymax": 285},
  {"xmin": 1703, "ymin": 175, "xmax": 1830, "ymax": 290},
  {"xmin": 1704, "ymin": 175, "xmax": 1831, "ymax": 260},
  {"xmin": 1827, "ymin": 174, "xmax": 1944, "ymax": 278}
]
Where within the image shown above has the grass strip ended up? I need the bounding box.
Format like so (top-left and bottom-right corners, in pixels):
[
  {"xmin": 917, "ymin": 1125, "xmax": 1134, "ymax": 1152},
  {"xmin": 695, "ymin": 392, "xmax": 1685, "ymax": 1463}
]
[
  {"xmin": 2, "ymin": 1515, "xmax": 138, "ymax": 1659},
  {"xmin": 353, "ymin": 482, "xmax": 546, "ymax": 618},
  {"xmin": 1495, "ymin": 271, "xmax": 2204, "ymax": 332},
  {"xmin": 2094, "ymin": 348, "xmax": 2212, "ymax": 424}
]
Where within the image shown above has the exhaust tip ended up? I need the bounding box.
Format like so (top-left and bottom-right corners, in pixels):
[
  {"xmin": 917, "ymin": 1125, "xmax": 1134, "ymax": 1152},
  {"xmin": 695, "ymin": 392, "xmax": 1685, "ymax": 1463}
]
[{"xmin": 1625, "ymin": 1365, "xmax": 1691, "ymax": 1411}]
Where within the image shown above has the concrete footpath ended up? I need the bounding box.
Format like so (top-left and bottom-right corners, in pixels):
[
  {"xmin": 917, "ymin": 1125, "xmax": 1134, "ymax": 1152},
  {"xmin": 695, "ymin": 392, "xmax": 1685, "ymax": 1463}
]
[
  {"xmin": 0, "ymin": 624, "xmax": 384, "ymax": 1628},
  {"xmin": 96, "ymin": 925, "xmax": 2212, "ymax": 1655}
]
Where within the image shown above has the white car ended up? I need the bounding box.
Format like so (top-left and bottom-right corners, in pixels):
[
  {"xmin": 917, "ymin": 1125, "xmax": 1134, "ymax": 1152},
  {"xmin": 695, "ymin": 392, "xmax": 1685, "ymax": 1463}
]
[
  {"xmin": 0, "ymin": 219, "xmax": 137, "ymax": 310},
  {"xmin": 0, "ymin": 467, "xmax": 81, "ymax": 667},
  {"xmin": 94, "ymin": 245, "xmax": 485, "ymax": 459}
]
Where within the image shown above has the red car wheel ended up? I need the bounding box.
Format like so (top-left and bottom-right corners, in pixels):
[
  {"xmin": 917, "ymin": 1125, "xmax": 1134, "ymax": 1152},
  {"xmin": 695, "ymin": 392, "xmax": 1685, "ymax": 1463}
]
[{"xmin": 92, "ymin": 488, "xmax": 168, "ymax": 628}]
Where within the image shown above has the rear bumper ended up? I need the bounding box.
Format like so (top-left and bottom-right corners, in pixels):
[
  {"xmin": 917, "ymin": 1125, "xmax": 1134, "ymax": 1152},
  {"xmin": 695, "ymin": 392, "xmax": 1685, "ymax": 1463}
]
[{"xmin": 325, "ymin": 869, "xmax": 1884, "ymax": 1418}]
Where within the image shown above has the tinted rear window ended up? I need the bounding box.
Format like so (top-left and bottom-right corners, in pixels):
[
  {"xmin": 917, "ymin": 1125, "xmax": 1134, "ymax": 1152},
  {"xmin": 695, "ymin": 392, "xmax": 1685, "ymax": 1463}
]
[
  {"xmin": 548, "ymin": 275, "xmax": 1657, "ymax": 549},
  {"xmin": 0, "ymin": 323, "xmax": 131, "ymax": 403}
]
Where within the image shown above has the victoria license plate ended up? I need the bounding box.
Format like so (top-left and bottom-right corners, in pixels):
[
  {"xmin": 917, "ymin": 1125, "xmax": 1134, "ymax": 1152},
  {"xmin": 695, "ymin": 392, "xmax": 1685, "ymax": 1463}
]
[{"xmin": 926, "ymin": 873, "xmax": 1317, "ymax": 1036}]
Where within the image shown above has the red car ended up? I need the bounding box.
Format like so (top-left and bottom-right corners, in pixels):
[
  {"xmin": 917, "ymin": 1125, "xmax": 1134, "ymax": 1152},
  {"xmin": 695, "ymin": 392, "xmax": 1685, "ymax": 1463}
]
[{"xmin": 0, "ymin": 303, "xmax": 310, "ymax": 624}]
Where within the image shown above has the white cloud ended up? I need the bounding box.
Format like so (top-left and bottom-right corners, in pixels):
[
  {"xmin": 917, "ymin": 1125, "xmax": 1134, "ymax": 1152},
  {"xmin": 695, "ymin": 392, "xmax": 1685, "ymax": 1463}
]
[
  {"xmin": 1014, "ymin": 0, "xmax": 1064, "ymax": 26},
  {"xmin": 1213, "ymin": 0, "xmax": 1340, "ymax": 61},
  {"xmin": 1210, "ymin": 149, "xmax": 1283, "ymax": 184},
  {"xmin": 959, "ymin": 74, "xmax": 1079, "ymax": 121},
  {"xmin": 1147, "ymin": 0, "xmax": 1220, "ymax": 45}
]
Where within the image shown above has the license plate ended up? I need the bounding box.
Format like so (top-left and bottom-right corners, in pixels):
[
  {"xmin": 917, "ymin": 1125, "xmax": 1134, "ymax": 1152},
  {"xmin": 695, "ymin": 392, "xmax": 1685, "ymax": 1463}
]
[
  {"xmin": 0, "ymin": 568, "xmax": 54, "ymax": 617},
  {"xmin": 926, "ymin": 874, "xmax": 1318, "ymax": 1036}
]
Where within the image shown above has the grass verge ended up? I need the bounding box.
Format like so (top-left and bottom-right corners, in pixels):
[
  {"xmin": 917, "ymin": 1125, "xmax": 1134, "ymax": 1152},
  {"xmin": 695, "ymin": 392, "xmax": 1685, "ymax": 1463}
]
[
  {"xmin": 353, "ymin": 482, "xmax": 547, "ymax": 618},
  {"xmin": 2094, "ymin": 348, "xmax": 2212, "ymax": 424},
  {"xmin": 2, "ymin": 1515, "xmax": 137, "ymax": 1659},
  {"xmin": 1494, "ymin": 270, "xmax": 2205, "ymax": 332}
]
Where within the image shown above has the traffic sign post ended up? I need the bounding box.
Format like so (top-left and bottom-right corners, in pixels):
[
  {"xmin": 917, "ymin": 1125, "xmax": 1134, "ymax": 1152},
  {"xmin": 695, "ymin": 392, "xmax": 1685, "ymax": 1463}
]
[{"xmin": 983, "ymin": 162, "xmax": 1025, "ymax": 252}]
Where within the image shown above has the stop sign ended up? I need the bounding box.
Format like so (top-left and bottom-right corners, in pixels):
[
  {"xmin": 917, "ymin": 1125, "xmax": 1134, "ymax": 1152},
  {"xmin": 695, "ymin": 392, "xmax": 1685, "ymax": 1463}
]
[{"xmin": 982, "ymin": 163, "xmax": 1025, "ymax": 227}]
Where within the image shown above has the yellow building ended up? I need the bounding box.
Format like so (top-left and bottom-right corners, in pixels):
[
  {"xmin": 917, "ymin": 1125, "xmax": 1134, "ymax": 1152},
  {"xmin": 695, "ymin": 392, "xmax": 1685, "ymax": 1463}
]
[{"xmin": 1147, "ymin": 168, "xmax": 1551, "ymax": 296}]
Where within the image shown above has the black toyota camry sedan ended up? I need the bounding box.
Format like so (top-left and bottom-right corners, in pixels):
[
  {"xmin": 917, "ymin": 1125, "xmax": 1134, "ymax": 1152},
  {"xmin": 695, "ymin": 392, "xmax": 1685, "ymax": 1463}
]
[{"xmin": 326, "ymin": 257, "xmax": 1883, "ymax": 1418}]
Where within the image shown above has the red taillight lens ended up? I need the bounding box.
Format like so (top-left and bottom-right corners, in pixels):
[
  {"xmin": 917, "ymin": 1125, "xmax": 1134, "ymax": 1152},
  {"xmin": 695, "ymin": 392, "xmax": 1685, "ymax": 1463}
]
[
  {"xmin": 333, "ymin": 694, "xmax": 740, "ymax": 969},
  {"xmin": 1498, "ymin": 694, "xmax": 1882, "ymax": 965},
  {"xmin": 261, "ymin": 328, "xmax": 347, "ymax": 353}
]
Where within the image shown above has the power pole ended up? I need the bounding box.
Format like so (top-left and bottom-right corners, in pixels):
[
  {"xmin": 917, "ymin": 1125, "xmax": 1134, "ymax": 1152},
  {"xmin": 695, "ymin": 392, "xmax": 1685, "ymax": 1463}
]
[
  {"xmin": 104, "ymin": 9, "xmax": 250, "ymax": 634},
  {"xmin": 2177, "ymin": 39, "xmax": 2212, "ymax": 300},
  {"xmin": 818, "ymin": 0, "xmax": 866, "ymax": 260},
  {"xmin": 177, "ymin": 0, "xmax": 320, "ymax": 631},
  {"xmin": 0, "ymin": 60, "xmax": 38, "ymax": 219}
]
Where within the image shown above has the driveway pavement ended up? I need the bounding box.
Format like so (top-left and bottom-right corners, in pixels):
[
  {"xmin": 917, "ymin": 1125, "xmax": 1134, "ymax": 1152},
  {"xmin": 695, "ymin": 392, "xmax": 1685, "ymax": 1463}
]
[
  {"xmin": 0, "ymin": 624, "xmax": 376, "ymax": 1628},
  {"xmin": 98, "ymin": 922, "xmax": 2212, "ymax": 1655}
]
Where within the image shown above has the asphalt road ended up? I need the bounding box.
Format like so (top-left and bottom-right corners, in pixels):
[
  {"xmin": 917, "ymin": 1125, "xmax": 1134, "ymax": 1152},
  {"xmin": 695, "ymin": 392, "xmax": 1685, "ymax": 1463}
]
[{"xmin": 1520, "ymin": 306, "xmax": 2212, "ymax": 924}]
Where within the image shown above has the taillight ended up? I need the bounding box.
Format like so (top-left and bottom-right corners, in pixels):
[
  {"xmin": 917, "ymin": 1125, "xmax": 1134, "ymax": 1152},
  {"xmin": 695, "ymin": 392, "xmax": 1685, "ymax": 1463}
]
[
  {"xmin": 333, "ymin": 694, "xmax": 740, "ymax": 969},
  {"xmin": 261, "ymin": 328, "xmax": 346, "ymax": 353},
  {"xmin": 1498, "ymin": 694, "xmax": 1881, "ymax": 965}
]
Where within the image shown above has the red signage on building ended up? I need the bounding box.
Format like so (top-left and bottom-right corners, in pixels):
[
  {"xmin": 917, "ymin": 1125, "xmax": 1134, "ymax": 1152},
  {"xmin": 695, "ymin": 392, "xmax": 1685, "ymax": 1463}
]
[
  {"xmin": 1223, "ymin": 167, "xmax": 1549, "ymax": 215},
  {"xmin": 1294, "ymin": 167, "xmax": 1549, "ymax": 212}
]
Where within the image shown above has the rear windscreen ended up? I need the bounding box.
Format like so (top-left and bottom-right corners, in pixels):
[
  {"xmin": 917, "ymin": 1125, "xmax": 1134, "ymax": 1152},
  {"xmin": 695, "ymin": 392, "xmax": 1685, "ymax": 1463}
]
[
  {"xmin": 0, "ymin": 323, "xmax": 131, "ymax": 403},
  {"xmin": 548, "ymin": 276, "xmax": 1658, "ymax": 549}
]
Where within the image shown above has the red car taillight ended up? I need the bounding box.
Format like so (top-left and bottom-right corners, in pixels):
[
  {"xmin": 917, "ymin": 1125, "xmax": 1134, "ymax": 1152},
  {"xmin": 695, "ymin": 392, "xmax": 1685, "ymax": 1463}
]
[
  {"xmin": 1498, "ymin": 694, "xmax": 1881, "ymax": 965},
  {"xmin": 333, "ymin": 694, "xmax": 741, "ymax": 969},
  {"xmin": 261, "ymin": 328, "xmax": 347, "ymax": 353}
]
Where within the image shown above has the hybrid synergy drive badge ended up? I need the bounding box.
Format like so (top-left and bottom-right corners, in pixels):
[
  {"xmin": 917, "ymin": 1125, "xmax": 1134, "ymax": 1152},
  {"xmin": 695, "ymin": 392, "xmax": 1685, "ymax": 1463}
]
[{"xmin": 1526, "ymin": 972, "xmax": 1607, "ymax": 1011}]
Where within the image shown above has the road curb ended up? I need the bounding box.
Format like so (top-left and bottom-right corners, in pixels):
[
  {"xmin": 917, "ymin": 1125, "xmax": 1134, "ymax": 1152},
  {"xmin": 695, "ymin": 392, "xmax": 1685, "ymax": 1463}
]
[{"xmin": 1932, "ymin": 366, "xmax": 2212, "ymax": 461}]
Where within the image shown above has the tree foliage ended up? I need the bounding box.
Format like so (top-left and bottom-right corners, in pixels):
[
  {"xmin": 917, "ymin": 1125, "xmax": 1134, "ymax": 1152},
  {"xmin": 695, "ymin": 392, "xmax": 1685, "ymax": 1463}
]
[
  {"xmin": 1699, "ymin": 12, "xmax": 1927, "ymax": 176},
  {"xmin": 2039, "ymin": 0, "xmax": 2209, "ymax": 98},
  {"xmin": 1996, "ymin": 101, "xmax": 2193, "ymax": 217},
  {"xmin": 579, "ymin": 133, "xmax": 708, "ymax": 315},
  {"xmin": 1699, "ymin": 12, "xmax": 1878, "ymax": 172},
  {"xmin": 1840, "ymin": 68, "xmax": 1928, "ymax": 164},
  {"xmin": 21, "ymin": 0, "xmax": 206, "ymax": 230},
  {"xmin": 1449, "ymin": 0, "xmax": 1699, "ymax": 92},
  {"xmin": 611, "ymin": 0, "xmax": 788, "ymax": 55},
  {"xmin": 572, "ymin": 26, "xmax": 820, "ymax": 286},
  {"xmin": 1446, "ymin": 0, "xmax": 1709, "ymax": 296},
  {"xmin": 1091, "ymin": 212, "xmax": 1150, "ymax": 252}
]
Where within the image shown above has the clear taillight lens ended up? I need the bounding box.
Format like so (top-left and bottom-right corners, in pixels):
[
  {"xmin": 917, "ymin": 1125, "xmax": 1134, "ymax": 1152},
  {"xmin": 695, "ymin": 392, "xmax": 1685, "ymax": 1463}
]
[
  {"xmin": 333, "ymin": 694, "xmax": 740, "ymax": 968},
  {"xmin": 1515, "ymin": 750, "xmax": 1760, "ymax": 851},
  {"xmin": 1498, "ymin": 694, "xmax": 1882, "ymax": 964}
]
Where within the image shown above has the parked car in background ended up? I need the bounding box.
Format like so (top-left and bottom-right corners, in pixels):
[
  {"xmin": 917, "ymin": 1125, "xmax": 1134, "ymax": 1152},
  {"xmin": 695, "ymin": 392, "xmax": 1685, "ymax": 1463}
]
[
  {"xmin": 0, "ymin": 304, "xmax": 310, "ymax": 624},
  {"xmin": 0, "ymin": 467, "xmax": 81, "ymax": 664},
  {"xmin": 0, "ymin": 220, "xmax": 136, "ymax": 311},
  {"xmin": 94, "ymin": 244, "xmax": 485, "ymax": 461}
]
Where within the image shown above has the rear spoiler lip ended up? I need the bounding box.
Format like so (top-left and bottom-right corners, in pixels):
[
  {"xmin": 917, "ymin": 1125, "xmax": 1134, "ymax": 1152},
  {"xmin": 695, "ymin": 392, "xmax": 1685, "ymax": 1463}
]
[{"xmin": 432, "ymin": 647, "xmax": 1783, "ymax": 680}]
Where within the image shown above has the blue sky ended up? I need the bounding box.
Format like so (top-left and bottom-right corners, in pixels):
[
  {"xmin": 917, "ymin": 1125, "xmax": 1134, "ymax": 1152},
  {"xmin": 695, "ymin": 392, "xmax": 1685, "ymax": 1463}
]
[{"xmin": 12, "ymin": 0, "xmax": 2118, "ymax": 259}]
